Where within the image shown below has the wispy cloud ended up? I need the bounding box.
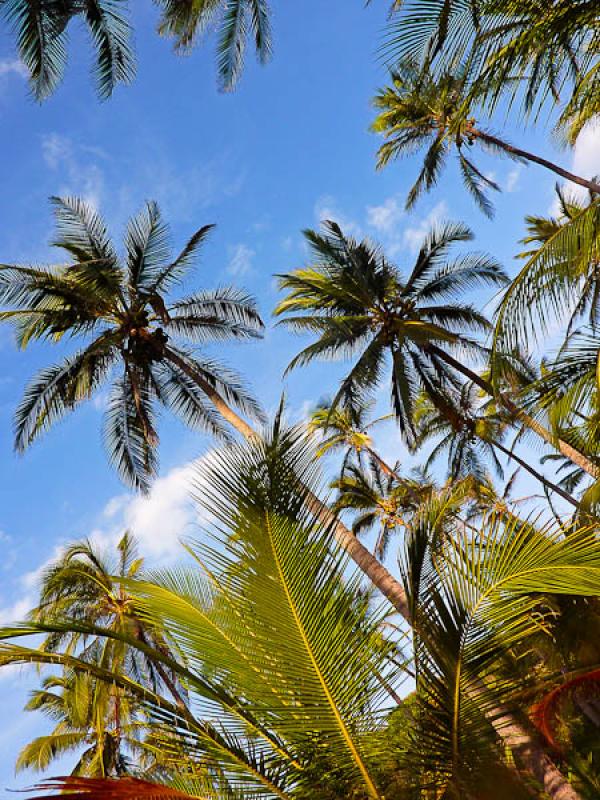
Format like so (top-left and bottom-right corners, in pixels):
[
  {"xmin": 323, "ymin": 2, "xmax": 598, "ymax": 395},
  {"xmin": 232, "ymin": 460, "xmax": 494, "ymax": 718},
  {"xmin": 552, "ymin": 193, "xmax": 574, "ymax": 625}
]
[
  {"xmin": 366, "ymin": 195, "xmax": 404, "ymax": 234},
  {"xmin": 227, "ymin": 243, "xmax": 255, "ymax": 276},
  {"xmin": 505, "ymin": 167, "xmax": 521, "ymax": 192},
  {"xmin": 0, "ymin": 59, "xmax": 27, "ymax": 79},
  {"xmin": 314, "ymin": 194, "xmax": 362, "ymax": 237},
  {"xmin": 41, "ymin": 133, "xmax": 105, "ymax": 210}
]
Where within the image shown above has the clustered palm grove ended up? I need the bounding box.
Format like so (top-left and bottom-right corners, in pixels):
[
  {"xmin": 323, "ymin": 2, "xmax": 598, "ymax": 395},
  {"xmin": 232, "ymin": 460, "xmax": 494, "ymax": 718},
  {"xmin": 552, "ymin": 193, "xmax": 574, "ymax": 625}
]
[{"xmin": 1, "ymin": 1, "xmax": 600, "ymax": 799}]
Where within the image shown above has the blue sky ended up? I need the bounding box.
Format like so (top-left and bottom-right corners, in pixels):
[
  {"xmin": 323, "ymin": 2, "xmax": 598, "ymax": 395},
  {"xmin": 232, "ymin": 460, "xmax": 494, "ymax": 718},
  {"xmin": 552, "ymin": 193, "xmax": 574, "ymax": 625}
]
[{"xmin": 0, "ymin": 1, "xmax": 598, "ymax": 789}]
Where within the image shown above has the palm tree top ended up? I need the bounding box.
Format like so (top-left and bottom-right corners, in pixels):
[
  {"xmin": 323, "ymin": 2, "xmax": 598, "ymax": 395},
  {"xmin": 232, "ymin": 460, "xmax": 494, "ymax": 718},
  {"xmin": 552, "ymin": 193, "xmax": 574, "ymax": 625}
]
[
  {"xmin": 0, "ymin": 196, "xmax": 265, "ymax": 491},
  {"xmin": 275, "ymin": 219, "xmax": 507, "ymax": 444}
]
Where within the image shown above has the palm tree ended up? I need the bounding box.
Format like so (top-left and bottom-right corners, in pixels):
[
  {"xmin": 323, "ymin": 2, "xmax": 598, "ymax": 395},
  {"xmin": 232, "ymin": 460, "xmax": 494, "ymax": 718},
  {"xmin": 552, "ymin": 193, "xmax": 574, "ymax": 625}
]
[
  {"xmin": 157, "ymin": 0, "xmax": 272, "ymax": 91},
  {"xmin": 494, "ymin": 187, "xmax": 600, "ymax": 355},
  {"xmin": 412, "ymin": 383, "xmax": 579, "ymax": 508},
  {"xmin": 31, "ymin": 531, "xmax": 186, "ymax": 709},
  {"xmin": 3, "ymin": 423, "xmax": 402, "ymax": 799},
  {"xmin": 17, "ymin": 669, "xmax": 154, "ymax": 777},
  {"xmin": 381, "ymin": 1, "xmax": 600, "ymax": 140},
  {"xmin": 16, "ymin": 531, "xmax": 184, "ymax": 777},
  {"xmin": 307, "ymin": 400, "xmax": 393, "ymax": 476},
  {"xmin": 0, "ymin": 196, "xmax": 264, "ymax": 491},
  {"xmin": 1, "ymin": 0, "xmax": 272, "ymax": 99},
  {"xmin": 371, "ymin": 59, "xmax": 600, "ymax": 217},
  {"xmin": 0, "ymin": 0, "xmax": 135, "ymax": 100},
  {"xmin": 275, "ymin": 219, "xmax": 600, "ymax": 479},
  {"xmin": 276, "ymin": 218, "xmax": 507, "ymax": 442},
  {"xmin": 4, "ymin": 421, "xmax": 600, "ymax": 799},
  {"xmin": 331, "ymin": 460, "xmax": 424, "ymax": 559}
]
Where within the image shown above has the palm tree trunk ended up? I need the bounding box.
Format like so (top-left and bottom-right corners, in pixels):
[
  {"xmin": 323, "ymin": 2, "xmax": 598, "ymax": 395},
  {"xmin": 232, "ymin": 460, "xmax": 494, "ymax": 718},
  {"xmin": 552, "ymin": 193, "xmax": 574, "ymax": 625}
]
[
  {"xmin": 426, "ymin": 343, "xmax": 600, "ymax": 479},
  {"xmin": 496, "ymin": 713, "xmax": 582, "ymax": 800},
  {"xmin": 491, "ymin": 438, "xmax": 578, "ymax": 509},
  {"xmin": 474, "ymin": 129, "xmax": 600, "ymax": 195},
  {"xmin": 165, "ymin": 346, "xmax": 583, "ymax": 800},
  {"xmin": 163, "ymin": 345, "xmax": 412, "ymax": 619}
]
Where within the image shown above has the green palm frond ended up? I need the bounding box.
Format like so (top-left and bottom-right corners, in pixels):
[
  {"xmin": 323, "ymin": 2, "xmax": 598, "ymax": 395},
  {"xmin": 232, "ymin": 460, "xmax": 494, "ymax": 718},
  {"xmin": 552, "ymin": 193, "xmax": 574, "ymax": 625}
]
[
  {"xmin": 494, "ymin": 197, "xmax": 600, "ymax": 358},
  {"xmin": 84, "ymin": 0, "xmax": 136, "ymax": 99},
  {"xmin": 399, "ymin": 509, "xmax": 600, "ymax": 794},
  {"xmin": 15, "ymin": 334, "xmax": 119, "ymax": 452},
  {"xmin": 103, "ymin": 370, "xmax": 158, "ymax": 492},
  {"xmin": 381, "ymin": 1, "xmax": 599, "ymax": 128},
  {"xmin": 0, "ymin": 0, "xmax": 134, "ymax": 100},
  {"xmin": 125, "ymin": 201, "xmax": 172, "ymax": 294}
]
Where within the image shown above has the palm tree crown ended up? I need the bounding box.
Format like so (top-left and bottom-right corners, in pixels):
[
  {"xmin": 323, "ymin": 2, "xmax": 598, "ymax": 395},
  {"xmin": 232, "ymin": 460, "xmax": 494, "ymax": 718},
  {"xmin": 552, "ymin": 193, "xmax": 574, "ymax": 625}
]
[
  {"xmin": 0, "ymin": 196, "xmax": 264, "ymax": 491},
  {"xmin": 275, "ymin": 219, "xmax": 507, "ymax": 446},
  {"xmin": 372, "ymin": 59, "xmax": 600, "ymax": 217}
]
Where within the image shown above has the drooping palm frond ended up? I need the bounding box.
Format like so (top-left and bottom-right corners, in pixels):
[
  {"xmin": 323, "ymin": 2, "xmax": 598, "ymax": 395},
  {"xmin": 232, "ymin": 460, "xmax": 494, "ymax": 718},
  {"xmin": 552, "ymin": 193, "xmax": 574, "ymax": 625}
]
[
  {"xmin": 156, "ymin": 0, "xmax": 272, "ymax": 91},
  {"xmin": 493, "ymin": 196, "xmax": 600, "ymax": 358},
  {"xmin": 0, "ymin": 0, "xmax": 135, "ymax": 100},
  {"xmin": 1, "ymin": 421, "xmax": 400, "ymax": 798},
  {"xmin": 381, "ymin": 0, "xmax": 599, "ymax": 130}
]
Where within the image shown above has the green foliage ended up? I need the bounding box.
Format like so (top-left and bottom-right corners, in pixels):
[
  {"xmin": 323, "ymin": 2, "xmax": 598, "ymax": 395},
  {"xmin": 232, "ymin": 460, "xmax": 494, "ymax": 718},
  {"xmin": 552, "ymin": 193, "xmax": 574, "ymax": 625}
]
[
  {"xmin": 275, "ymin": 219, "xmax": 506, "ymax": 445},
  {"xmin": 0, "ymin": 0, "xmax": 273, "ymax": 99},
  {"xmin": 0, "ymin": 196, "xmax": 264, "ymax": 491},
  {"xmin": 2, "ymin": 421, "xmax": 402, "ymax": 798},
  {"xmin": 382, "ymin": 0, "xmax": 600, "ymax": 136}
]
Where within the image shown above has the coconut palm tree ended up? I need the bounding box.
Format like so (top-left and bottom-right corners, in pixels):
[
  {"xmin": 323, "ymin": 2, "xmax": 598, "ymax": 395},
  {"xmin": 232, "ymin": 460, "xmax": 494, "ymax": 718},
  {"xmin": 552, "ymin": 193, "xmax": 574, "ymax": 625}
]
[
  {"xmin": 2, "ymin": 422, "xmax": 402, "ymax": 799},
  {"xmin": 307, "ymin": 400, "xmax": 394, "ymax": 476},
  {"xmin": 31, "ymin": 531, "xmax": 187, "ymax": 708},
  {"xmin": 17, "ymin": 531, "xmax": 184, "ymax": 777},
  {"xmin": 16, "ymin": 668, "xmax": 154, "ymax": 777},
  {"xmin": 275, "ymin": 219, "xmax": 600, "ymax": 479},
  {"xmin": 0, "ymin": 0, "xmax": 272, "ymax": 99},
  {"xmin": 371, "ymin": 59, "xmax": 600, "ymax": 217},
  {"xmin": 157, "ymin": 0, "xmax": 272, "ymax": 91},
  {"xmin": 4, "ymin": 421, "xmax": 600, "ymax": 799},
  {"xmin": 381, "ymin": 1, "xmax": 600, "ymax": 139},
  {"xmin": 0, "ymin": 196, "xmax": 264, "ymax": 491},
  {"xmin": 494, "ymin": 187, "xmax": 600, "ymax": 356},
  {"xmin": 275, "ymin": 218, "xmax": 507, "ymax": 442},
  {"xmin": 331, "ymin": 460, "xmax": 433, "ymax": 559},
  {"xmin": 412, "ymin": 382, "xmax": 580, "ymax": 508}
]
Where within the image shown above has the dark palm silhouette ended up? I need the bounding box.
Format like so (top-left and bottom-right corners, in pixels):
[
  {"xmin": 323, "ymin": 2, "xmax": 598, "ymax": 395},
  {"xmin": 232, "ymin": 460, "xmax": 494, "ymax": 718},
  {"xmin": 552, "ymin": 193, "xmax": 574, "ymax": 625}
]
[{"xmin": 0, "ymin": 196, "xmax": 264, "ymax": 491}]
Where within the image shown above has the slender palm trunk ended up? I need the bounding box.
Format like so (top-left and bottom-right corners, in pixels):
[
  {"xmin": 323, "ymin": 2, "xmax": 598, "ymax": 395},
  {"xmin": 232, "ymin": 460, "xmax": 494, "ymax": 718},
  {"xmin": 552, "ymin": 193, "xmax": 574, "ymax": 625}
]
[
  {"xmin": 165, "ymin": 346, "xmax": 583, "ymax": 800},
  {"xmin": 491, "ymin": 438, "xmax": 578, "ymax": 509},
  {"xmin": 474, "ymin": 129, "xmax": 600, "ymax": 195},
  {"xmin": 427, "ymin": 343, "xmax": 600, "ymax": 479}
]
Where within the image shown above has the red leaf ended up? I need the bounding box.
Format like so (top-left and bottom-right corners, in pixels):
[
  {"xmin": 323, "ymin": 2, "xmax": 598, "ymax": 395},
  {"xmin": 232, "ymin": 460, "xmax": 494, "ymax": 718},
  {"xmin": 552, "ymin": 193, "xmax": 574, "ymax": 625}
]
[
  {"xmin": 531, "ymin": 668, "xmax": 600, "ymax": 750},
  {"xmin": 21, "ymin": 776, "xmax": 196, "ymax": 800}
]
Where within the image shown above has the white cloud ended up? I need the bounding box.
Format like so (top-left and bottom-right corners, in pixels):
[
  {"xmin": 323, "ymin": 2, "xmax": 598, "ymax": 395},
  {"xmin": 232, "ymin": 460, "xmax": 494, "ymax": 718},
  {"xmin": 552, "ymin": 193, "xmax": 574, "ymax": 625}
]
[
  {"xmin": 0, "ymin": 593, "xmax": 35, "ymax": 625},
  {"xmin": 20, "ymin": 462, "xmax": 202, "ymax": 597},
  {"xmin": 314, "ymin": 195, "xmax": 362, "ymax": 237},
  {"xmin": 41, "ymin": 133, "xmax": 105, "ymax": 210},
  {"xmin": 366, "ymin": 195, "xmax": 404, "ymax": 234},
  {"xmin": 115, "ymin": 463, "xmax": 198, "ymax": 559},
  {"xmin": 567, "ymin": 120, "xmax": 600, "ymax": 202},
  {"xmin": 227, "ymin": 243, "xmax": 255, "ymax": 276},
  {"xmin": 402, "ymin": 201, "xmax": 448, "ymax": 254},
  {"xmin": 505, "ymin": 167, "xmax": 521, "ymax": 192},
  {"xmin": 0, "ymin": 59, "xmax": 27, "ymax": 79}
]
